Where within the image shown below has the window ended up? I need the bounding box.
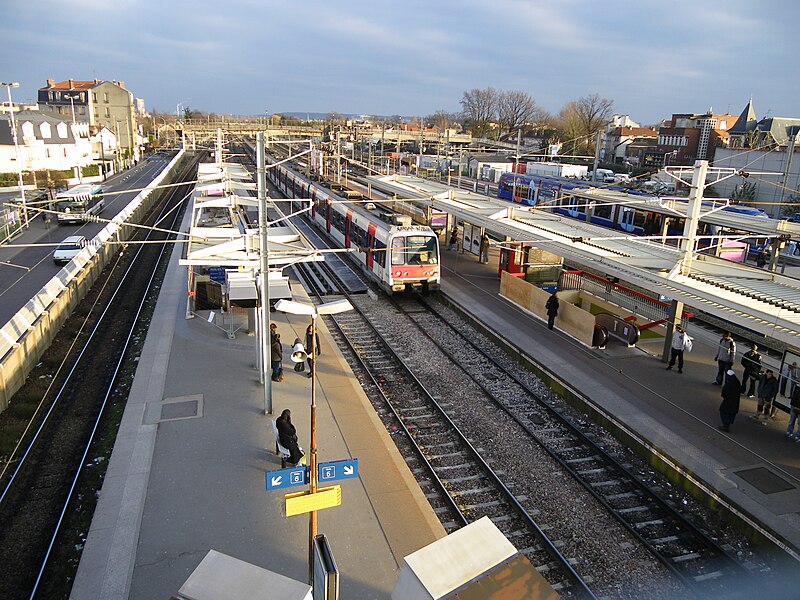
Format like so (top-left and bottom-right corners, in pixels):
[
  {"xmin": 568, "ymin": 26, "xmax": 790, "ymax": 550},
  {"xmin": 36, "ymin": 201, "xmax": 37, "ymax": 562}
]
[
  {"xmin": 105, "ymin": 108, "xmax": 110, "ymax": 117},
  {"xmin": 103, "ymin": 93, "xmax": 109, "ymax": 103},
  {"xmin": 391, "ymin": 237, "xmax": 405, "ymax": 265},
  {"xmin": 57, "ymin": 122, "xmax": 68, "ymax": 138},
  {"xmin": 594, "ymin": 204, "xmax": 613, "ymax": 220},
  {"xmin": 22, "ymin": 122, "xmax": 34, "ymax": 138},
  {"xmin": 93, "ymin": 93, "xmax": 97, "ymax": 103},
  {"xmin": 373, "ymin": 239, "xmax": 386, "ymax": 267}
]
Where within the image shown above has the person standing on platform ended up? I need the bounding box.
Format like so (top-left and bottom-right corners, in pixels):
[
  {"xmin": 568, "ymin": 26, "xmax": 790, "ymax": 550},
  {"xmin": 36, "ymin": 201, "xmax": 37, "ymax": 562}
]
[
  {"xmin": 713, "ymin": 332, "xmax": 736, "ymax": 385},
  {"xmin": 448, "ymin": 227, "xmax": 458, "ymax": 251},
  {"xmin": 271, "ymin": 333, "xmax": 283, "ymax": 382},
  {"xmin": 276, "ymin": 409, "xmax": 304, "ymax": 465},
  {"xmin": 545, "ymin": 291, "xmax": 559, "ymax": 331},
  {"xmin": 666, "ymin": 324, "xmax": 688, "ymax": 373},
  {"xmin": 270, "ymin": 322, "xmax": 277, "ymax": 344},
  {"xmin": 479, "ymin": 233, "xmax": 490, "ymax": 263},
  {"xmin": 787, "ymin": 385, "xmax": 800, "ymax": 441},
  {"xmin": 305, "ymin": 323, "xmax": 320, "ymax": 379},
  {"xmin": 718, "ymin": 369, "xmax": 741, "ymax": 432},
  {"xmin": 740, "ymin": 344, "xmax": 762, "ymax": 398},
  {"xmin": 753, "ymin": 370, "xmax": 778, "ymax": 423}
]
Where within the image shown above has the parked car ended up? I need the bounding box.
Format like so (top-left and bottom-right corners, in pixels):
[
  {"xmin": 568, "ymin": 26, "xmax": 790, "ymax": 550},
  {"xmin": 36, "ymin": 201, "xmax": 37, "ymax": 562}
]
[{"xmin": 52, "ymin": 235, "xmax": 87, "ymax": 265}]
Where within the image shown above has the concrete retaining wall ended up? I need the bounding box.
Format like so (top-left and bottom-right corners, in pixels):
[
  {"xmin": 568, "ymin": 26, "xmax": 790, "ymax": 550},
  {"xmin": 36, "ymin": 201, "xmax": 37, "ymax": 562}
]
[
  {"xmin": 499, "ymin": 272, "xmax": 595, "ymax": 346},
  {"xmin": 0, "ymin": 151, "xmax": 187, "ymax": 412}
]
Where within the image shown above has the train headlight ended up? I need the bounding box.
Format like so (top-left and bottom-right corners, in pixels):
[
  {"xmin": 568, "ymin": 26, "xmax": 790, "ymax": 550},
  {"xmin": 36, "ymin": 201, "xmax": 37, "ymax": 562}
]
[{"xmin": 395, "ymin": 270, "xmax": 402, "ymax": 277}]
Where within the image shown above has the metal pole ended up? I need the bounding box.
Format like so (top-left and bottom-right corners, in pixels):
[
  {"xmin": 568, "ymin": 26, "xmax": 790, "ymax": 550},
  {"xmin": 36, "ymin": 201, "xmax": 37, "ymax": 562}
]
[
  {"xmin": 678, "ymin": 160, "xmax": 709, "ymax": 276},
  {"xmin": 4, "ymin": 83, "xmax": 28, "ymax": 228},
  {"xmin": 591, "ymin": 129, "xmax": 603, "ymax": 182},
  {"xmin": 308, "ymin": 313, "xmax": 318, "ymax": 585},
  {"xmin": 257, "ymin": 132, "xmax": 272, "ymax": 414}
]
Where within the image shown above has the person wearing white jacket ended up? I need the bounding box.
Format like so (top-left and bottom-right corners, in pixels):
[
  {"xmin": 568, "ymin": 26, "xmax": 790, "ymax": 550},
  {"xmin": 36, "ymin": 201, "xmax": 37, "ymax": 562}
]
[{"xmin": 666, "ymin": 325, "xmax": 690, "ymax": 374}]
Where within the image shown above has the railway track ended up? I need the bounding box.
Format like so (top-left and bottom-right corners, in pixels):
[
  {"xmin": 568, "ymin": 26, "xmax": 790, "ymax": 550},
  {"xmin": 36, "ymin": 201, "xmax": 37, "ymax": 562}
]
[
  {"xmin": 392, "ymin": 294, "xmax": 762, "ymax": 598},
  {"xmin": 0, "ymin": 153, "xmax": 200, "ymax": 599}
]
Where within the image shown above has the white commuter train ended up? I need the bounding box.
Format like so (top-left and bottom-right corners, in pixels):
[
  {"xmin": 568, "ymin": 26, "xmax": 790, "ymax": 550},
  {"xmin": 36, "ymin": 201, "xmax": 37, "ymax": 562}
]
[{"xmin": 267, "ymin": 158, "xmax": 440, "ymax": 294}]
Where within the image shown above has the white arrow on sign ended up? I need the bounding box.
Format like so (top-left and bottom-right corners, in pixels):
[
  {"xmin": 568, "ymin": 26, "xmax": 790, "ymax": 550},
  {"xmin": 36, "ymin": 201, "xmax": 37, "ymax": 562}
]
[
  {"xmin": 271, "ymin": 475, "xmax": 283, "ymax": 487},
  {"xmin": 343, "ymin": 466, "xmax": 354, "ymax": 476}
]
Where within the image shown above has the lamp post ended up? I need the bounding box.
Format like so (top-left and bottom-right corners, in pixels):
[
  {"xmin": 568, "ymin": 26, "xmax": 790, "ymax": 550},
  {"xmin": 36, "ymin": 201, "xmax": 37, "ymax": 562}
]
[
  {"xmin": 2, "ymin": 81, "xmax": 28, "ymax": 228},
  {"xmin": 64, "ymin": 93, "xmax": 83, "ymax": 183},
  {"xmin": 274, "ymin": 297, "xmax": 354, "ymax": 586}
]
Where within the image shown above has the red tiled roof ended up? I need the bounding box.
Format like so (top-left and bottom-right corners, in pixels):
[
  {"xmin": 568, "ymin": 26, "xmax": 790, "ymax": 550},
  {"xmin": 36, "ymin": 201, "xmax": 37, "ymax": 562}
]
[{"xmin": 39, "ymin": 80, "xmax": 98, "ymax": 91}]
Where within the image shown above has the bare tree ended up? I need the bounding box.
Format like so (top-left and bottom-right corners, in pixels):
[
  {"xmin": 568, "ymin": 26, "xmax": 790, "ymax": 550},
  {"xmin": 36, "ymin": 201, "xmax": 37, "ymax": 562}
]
[
  {"xmin": 325, "ymin": 112, "xmax": 346, "ymax": 126},
  {"xmin": 427, "ymin": 110, "xmax": 459, "ymax": 132},
  {"xmin": 555, "ymin": 93, "xmax": 614, "ymax": 156},
  {"xmin": 497, "ymin": 90, "xmax": 541, "ymax": 137},
  {"xmin": 460, "ymin": 87, "xmax": 498, "ymax": 139}
]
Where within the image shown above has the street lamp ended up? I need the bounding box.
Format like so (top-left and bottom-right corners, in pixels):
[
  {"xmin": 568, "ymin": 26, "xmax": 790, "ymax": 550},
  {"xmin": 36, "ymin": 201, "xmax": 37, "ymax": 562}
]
[
  {"xmin": 64, "ymin": 93, "xmax": 83, "ymax": 183},
  {"xmin": 1, "ymin": 81, "xmax": 28, "ymax": 228},
  {"xmin": 274, "ymin": 297, "xmax": 354, "ymax": 586}
]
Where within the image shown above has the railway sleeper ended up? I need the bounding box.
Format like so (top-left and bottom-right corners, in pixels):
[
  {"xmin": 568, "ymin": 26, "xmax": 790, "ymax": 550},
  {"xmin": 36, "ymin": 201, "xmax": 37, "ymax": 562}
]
[
  {"xmin": 589, "ymin": 478, "xmax": 622, "ymax": 488},
  {"xmin": 693, "ymin": 570, "xmax": 725, "ymax": 582},
  {"xmin": 671, "ymin": 552, "xmax": 702, "ymax": 563}
]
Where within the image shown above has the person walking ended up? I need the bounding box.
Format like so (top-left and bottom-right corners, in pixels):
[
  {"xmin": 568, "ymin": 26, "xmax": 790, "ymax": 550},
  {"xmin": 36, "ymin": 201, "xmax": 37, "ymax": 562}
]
[
  {"xmin": 448, "ymin": 227, "xmax": 458, "ymax": 251},
  {"xmin": 479, "ymin": 233, "xmax": 490, "ymax": 263},
  {"xmin": 787, "ymin": 384, "xmax": 800, "ymax": 441},
  {"xmin": 753, "ymin": 369, "xmax": 778, "ymax": 424},
  {"xmin": 740, "ymin": 344, "xmax": 762, "ymax": 397},
  {"xmin": 271, "ymin": 333, "xmax": 283, "ymax": 382},
  {"xmin": 275, "ymin": 409, "xmax": 304, "ymax": 465},
  {"xmin": 713, "ymin": 332, "xmax": 736, "ymax": 385},
  {"xmin": 545, "ymin": 291, "xmax": 559, "ymax": 331},
  {"xmin": 305, "ymin": 323, "xmax": 321, "ymax": 379},
  {"xmin": 666, "ymin": 324, "xmax": 688, "ymax": 373},
  {"xmin": 718, "ymin": 369, "xmax": 741, "ymax": 432}
]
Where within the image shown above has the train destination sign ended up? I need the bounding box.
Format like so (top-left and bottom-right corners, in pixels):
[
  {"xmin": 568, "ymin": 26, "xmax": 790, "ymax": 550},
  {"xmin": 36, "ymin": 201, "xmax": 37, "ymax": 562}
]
[
  {"xmin": 265, "ymin": 465, "xmax": 307, "ymax": 491},
  {"xmin": 317, "ymin": 458, "xmax": 359, "ymax": 483}
]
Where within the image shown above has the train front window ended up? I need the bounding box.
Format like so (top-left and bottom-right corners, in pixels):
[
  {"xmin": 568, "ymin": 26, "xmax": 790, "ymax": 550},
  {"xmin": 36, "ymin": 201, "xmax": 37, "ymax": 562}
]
[{"xmin": 392, "ymin": 235, "xmax": 438, "ymax": 265}]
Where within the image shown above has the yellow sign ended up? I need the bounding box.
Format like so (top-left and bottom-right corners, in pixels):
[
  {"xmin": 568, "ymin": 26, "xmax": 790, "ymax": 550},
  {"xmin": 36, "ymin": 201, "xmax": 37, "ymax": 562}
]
[{"xmin": 285, "ymin": 485, "xmax": 342, "ymax": 517}]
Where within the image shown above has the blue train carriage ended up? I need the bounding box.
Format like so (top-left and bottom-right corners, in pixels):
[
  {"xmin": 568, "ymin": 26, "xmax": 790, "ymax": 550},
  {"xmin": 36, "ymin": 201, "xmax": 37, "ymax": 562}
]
[
  {"xmin": 497, "ymin": 172, "xmax": 770, "ymax": 259},
  {"xmin": 267, "ymin": 160, "xmax": 440, "ymax": 295}
]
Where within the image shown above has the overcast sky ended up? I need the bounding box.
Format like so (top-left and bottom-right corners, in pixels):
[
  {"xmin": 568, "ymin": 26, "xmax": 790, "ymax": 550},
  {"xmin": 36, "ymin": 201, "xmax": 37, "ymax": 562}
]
[{"xmin": 3, "ymin": 0, "xmax": 798, "ymax": 125}]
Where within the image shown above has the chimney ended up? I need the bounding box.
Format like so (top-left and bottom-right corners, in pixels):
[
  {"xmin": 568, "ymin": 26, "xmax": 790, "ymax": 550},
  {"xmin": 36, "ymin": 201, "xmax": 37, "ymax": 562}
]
[
  {"xmin": 47, "ymin": 78, "xmax": 55, "ymax": 87},
  {"xmin": 68, "ymin": 78, "xmax": 75, "ymax": 89},
  {"xmin": 118, "ymin": 80, "xmax": 125, "ymax": 89}
]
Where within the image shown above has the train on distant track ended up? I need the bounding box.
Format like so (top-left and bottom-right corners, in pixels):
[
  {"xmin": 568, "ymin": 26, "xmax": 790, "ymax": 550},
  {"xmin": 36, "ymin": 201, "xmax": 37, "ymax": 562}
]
[
  {"xmin": 497, "ymin": 172, "xmax": 769, "ymax": 236},
  {"xmin": 266, "ymin": 157, "xmax": 440, "ymax": 294}
]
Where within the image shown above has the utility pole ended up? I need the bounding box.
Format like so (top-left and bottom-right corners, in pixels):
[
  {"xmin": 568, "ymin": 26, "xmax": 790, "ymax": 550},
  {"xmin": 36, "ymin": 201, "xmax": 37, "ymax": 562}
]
[
  {"xmin": 256, "ymin": 132, "xmax": 272, "ymax": 414},
  {"xmin": 591, "ymin": 129, "xmax": 603, "ymax": 182}
]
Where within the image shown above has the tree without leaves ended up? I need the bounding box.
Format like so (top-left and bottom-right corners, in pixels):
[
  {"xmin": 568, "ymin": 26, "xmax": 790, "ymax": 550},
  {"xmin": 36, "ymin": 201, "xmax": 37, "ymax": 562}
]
[
  {"xmin": 460, "ymin": 87, "xmax": 498, "ymax": 139},
  {"xmin": 497, "ymin": 90, "xmax": 541, "ymax": 137},
  {"xmin": 556, "ymin": 93, "xmax": 614, "ymax": 156},
  {"xmin": 427, "ymin": 110, "xmax": 460, "ymax": 132}
]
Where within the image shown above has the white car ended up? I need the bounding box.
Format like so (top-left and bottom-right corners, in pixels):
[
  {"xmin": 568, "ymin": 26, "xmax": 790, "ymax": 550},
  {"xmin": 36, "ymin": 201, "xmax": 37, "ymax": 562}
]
[{"xmin": 53, "ymin": 235, "xmax": 87, "ymax": 265}]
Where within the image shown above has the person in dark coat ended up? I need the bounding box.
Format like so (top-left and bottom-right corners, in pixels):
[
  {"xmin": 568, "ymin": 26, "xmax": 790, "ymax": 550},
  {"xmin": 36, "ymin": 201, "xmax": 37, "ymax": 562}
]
[
  {"xmin": 271, "ymin": 333, "xmax": 283, "ymax": 382},
  {"xmin": 545, "ymin": 291, "xmax": 559, "ymax": 330},
  {"xmin": 447, "ymin": 227, "xmax": 458, "ymax": 251},
  {"xmin": 479, "ymin": 233, "xmax": 490, "ymax": 263},
  {"xmin": 275, "ymin": 409, "xmax": 304, "ymax": 465},
  {"xmin": 305, "ymin": 324, "xmax": 321, "ymax": 378},
  {"xmin": 718, "ymin": 369, "xmax": 741, "ymax": 432},
  {"xmin": 740, "ymin": 344, "xmax": 762, "ymax": 397},
  {"xmin": 753, "ymin": 369, "xmax": 778, "ymax": 423}
]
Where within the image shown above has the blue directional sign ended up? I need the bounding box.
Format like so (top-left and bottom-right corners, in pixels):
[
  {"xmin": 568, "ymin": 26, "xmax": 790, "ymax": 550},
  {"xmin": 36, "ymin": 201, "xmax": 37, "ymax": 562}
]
[
  {"xmin": 317, "ymin": 458, "xmax": 359, "ymax": 483},
  {"xmin": 266, "ymin": 466, "xmax": 307, "ymax": 491}
]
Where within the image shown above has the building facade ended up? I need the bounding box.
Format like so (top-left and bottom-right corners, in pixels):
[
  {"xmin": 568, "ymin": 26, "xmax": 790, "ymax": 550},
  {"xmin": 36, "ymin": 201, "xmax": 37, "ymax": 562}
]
[
  {"xmin": 643, "ymin": 111, "xmax": 736, "ymax": 169},
  {"xmin": 37, "ymin": 78, "xmax": 138, "ymax": 165},
  {"xmin": 712, "ymin": 100, "xmax": 800, "ymax": 218}
]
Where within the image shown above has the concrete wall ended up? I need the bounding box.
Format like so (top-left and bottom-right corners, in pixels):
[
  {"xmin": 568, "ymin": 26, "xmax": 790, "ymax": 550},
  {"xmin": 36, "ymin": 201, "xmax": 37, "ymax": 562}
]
[
  {"xmin": 0, "ymin": 151, "xmax": 187, "ymax": 412},
  {"xmin": 499, "ymin": 272, "xmax": 595, "ymax": 346}
]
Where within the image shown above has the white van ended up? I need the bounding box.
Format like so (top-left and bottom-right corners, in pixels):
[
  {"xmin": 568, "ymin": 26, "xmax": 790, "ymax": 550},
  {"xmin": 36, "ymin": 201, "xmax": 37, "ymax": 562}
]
[{"xmin": 53, "ymin": 235, "xmax": 87, "ymax": 265}]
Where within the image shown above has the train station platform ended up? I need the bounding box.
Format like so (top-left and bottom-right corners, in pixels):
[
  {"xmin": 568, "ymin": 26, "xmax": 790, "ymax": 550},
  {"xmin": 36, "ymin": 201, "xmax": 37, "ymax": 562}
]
[
  {"xmin": 69, "ymin": 210, "xmax": 445, "ymax": 598},
  {"xmin": 440, "ymin": 243, "xmax": 800, "ymax": 560}
]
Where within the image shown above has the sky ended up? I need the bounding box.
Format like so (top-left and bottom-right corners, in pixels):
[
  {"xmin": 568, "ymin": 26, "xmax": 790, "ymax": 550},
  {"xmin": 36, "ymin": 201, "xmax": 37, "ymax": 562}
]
[{"xmin": 3, "ymin": 0, "xmax": 799, "ymax": 126}]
